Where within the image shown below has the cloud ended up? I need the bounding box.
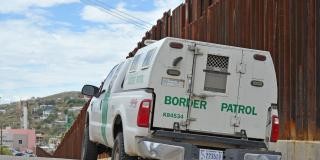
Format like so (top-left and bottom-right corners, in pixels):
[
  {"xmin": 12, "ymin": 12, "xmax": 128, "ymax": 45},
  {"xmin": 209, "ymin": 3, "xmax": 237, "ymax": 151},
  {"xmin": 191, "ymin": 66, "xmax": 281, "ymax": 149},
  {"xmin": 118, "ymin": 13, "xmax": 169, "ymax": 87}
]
[
  {"xmin": 0, "ymin": 0, "xmax": 183, "ymax": 104},
  {"xmin": 0, "ymin": 16, "xmax": 142, "ymax": 103},
  {"xmin": 81, "ymin": 0, "xmax": 183, "ymax": 27},
  {"xmin": 0, "ymin": 0, "xmax": 79, "ymax": 14}
]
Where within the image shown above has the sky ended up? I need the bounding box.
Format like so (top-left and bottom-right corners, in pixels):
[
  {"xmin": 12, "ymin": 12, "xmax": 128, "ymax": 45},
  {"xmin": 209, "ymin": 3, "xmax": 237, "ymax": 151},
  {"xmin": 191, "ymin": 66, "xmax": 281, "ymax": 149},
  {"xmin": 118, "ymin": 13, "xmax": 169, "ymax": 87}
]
[{"xmin": 0, "ymin": 0, "xmax": 183, "ymax": 104}]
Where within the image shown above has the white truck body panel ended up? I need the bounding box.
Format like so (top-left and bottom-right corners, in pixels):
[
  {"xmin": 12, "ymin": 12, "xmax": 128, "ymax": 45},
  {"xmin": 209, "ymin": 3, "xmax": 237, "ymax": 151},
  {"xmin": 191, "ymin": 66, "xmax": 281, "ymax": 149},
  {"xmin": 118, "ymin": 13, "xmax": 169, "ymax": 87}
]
[
  {"xmin": 188, "ymin": 44, "xmax": 243, "ymax": 135},
  {"xmin": 237, "ymin": 50, "xmax": 278, "ymax": 139},
  {"xmin": 123, "ymin": 38, "xmax": 277, "ymax": 140},
  {"xmin": 86, "ymin": 37, "xmax": 278, "ymax": 157}
]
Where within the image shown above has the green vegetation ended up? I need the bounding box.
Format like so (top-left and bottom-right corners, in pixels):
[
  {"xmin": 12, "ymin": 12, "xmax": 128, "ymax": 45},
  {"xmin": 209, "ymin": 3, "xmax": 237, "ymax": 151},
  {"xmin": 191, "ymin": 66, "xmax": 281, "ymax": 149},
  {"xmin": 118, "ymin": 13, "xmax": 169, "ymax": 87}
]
[
  {"xmin": 65, "ymin": 98, "xmax": 86, "ymax": 107},
  {"xmin": 0, "ymin": 146, "xmax": 13, "ymax": 155}
]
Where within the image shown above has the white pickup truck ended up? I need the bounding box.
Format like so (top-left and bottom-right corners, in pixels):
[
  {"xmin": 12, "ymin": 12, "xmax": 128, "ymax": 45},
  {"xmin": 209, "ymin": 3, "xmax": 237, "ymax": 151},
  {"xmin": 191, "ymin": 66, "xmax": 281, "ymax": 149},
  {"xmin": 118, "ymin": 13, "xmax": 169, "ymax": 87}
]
[{"xmin": 81, "ymin": 37, "xmax": 281, "ymax": 160}]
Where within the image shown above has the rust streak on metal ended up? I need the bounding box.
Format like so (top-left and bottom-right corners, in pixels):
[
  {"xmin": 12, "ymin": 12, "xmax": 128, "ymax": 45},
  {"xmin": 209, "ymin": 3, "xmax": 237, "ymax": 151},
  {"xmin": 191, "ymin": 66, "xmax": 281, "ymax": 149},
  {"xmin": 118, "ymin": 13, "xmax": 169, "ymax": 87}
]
[
  {"xmin": 316, "ymin": 0, "xmax": 320, "ymax": 140},
  {"xmin": 52, "ymin": 100, "xmax": 90, "ymax": 159}
]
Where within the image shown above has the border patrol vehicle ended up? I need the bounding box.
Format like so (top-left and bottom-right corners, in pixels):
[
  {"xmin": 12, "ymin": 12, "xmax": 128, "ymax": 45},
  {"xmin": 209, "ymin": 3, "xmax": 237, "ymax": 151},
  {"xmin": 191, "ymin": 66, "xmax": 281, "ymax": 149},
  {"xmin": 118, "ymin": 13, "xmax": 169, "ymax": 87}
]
[{"xmin": 81, "ymin": 37, "xmax": 282, "ymax": 160}]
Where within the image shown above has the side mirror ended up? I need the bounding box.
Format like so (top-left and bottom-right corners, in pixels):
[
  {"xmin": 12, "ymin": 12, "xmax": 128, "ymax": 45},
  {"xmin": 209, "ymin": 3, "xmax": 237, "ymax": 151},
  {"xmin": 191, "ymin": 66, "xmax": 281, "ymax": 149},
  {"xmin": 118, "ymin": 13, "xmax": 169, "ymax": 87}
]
[{"xmin": 81, "ymin": 85, "xmax": 99, "ymax": 97}]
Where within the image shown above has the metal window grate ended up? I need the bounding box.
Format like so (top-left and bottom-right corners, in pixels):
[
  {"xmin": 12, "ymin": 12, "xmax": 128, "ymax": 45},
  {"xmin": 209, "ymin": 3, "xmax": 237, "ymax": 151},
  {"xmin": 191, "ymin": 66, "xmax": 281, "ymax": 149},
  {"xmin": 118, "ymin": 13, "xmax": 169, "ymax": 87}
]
[{"xmin": 206, "ymin": 54, "xmax": 229, "ymax": 72}]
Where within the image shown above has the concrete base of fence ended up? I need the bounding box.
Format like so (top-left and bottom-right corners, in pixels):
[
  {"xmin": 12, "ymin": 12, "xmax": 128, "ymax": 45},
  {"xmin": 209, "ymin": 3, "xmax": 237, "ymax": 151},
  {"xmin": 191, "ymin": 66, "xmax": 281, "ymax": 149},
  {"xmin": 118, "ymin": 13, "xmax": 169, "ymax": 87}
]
[{"xmin": 269, "ymin": 140, "xmax": 320, "ymax": 160}]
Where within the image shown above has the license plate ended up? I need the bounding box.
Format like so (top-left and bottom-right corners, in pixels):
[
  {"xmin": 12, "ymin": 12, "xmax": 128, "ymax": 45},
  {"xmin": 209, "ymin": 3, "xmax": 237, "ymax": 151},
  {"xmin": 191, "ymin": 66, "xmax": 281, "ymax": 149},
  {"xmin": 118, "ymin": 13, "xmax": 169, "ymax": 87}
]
[{"xmin": 199, "ymin": 149, "xmax": 223, "ymax": 160}]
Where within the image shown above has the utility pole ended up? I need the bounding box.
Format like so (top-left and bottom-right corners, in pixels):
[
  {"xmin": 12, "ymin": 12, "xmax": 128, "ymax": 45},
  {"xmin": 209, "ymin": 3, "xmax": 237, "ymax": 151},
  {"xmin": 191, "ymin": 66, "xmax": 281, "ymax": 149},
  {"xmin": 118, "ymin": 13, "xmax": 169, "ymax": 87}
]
[
  {"xmin": 1, "ymin": 123, "xmax": 2, "ymax": 155},
  {"xmin": 0, "ymin": 97, "xmax": 3, "ymax": 155},
  {"xmin": 23, "ymin": 101, "xmax": 28, "ymax": 129}
]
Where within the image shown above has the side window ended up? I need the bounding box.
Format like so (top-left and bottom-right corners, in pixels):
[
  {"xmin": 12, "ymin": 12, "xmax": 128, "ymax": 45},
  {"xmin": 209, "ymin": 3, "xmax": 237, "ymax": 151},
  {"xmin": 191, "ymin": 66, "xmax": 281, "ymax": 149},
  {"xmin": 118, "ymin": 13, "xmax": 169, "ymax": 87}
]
[
  {"xmin": 129, "ymin": 54, "xmax": 141, "ymax": 72},
  {"xmin": 109, "ymin": 62, "xmax": 124, "ymax": 90},
  {"xmin": 102, "ymin": 65, "xmax": 118, "ymax": 92},
  {"xmin": 112, "ymin": 59, "xmax": 132, "ymax": 92},
  {"xmin": 142, "ymin": 48, "xmax": 156, "ymax": 69}
]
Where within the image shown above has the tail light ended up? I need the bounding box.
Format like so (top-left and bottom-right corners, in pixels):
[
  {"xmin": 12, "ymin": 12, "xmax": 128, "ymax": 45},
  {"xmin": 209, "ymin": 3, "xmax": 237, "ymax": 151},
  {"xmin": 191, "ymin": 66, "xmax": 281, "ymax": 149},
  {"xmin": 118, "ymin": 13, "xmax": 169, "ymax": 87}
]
[
  {"xmin": 270, "ymin": 115, "xmax": 279, "ymax": 142},
  {"xmin": 137, "ymin": 99, "xmax": 152, "ymax": 128}
]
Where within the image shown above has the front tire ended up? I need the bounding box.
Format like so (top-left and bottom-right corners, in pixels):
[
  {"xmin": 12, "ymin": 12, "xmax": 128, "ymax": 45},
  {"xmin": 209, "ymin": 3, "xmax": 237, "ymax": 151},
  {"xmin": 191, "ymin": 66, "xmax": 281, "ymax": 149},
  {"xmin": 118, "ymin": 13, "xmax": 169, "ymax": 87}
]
[
  {"xmin": 81, "ymin": 124, "xmax": 98, "ymax": 160},
  {"xmin": 111, "ymin": 132, "xmax": 137, "ymax": 160}
]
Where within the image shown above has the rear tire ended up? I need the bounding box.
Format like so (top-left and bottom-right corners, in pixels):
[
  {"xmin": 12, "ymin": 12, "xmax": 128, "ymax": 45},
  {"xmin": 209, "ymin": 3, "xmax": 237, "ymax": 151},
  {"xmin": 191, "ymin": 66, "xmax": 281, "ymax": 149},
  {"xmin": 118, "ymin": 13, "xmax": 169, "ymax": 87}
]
[
  {"xmin": 111, "ymin": 132, "xmax": 137, "ymax": 160},
  {"xmin": 81, "ymin": 124, "xmax": 98, "ymax": 160}
]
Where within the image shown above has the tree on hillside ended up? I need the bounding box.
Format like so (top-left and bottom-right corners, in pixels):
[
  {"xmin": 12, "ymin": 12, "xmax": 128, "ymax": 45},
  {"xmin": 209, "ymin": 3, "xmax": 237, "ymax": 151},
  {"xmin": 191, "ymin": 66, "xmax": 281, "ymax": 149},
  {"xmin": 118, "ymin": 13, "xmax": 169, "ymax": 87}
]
[{"xmin": 0, "ymin": 146, "xmax": 13, "ymax": 155}]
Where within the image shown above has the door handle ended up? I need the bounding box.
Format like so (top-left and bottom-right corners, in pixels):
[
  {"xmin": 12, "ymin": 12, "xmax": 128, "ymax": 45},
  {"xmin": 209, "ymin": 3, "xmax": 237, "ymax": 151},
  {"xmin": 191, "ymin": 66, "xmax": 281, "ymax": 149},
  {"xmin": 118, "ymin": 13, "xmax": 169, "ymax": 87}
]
[{"xmin": 100, "ymin": 100, "xmax": 102, "ymax": 110}]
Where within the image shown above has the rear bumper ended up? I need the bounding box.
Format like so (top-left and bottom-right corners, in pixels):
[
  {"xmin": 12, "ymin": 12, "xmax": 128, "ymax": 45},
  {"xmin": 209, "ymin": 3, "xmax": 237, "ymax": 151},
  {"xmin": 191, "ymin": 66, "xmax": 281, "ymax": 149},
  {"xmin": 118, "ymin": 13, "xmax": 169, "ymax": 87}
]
[
  {"xmin": 137, "ymin": 137, "xmax": 197, "ymax": 160},
  {"xmin": 153, "ymin": 130, "xmax": 267, "ymax": 149},
  {"xmin": 138, "ymin": 141, "xmax": 184, "ymax": 159},
  {"xmin": 136, "ymin": 131, "xmax": 281, "ymax": 160}
]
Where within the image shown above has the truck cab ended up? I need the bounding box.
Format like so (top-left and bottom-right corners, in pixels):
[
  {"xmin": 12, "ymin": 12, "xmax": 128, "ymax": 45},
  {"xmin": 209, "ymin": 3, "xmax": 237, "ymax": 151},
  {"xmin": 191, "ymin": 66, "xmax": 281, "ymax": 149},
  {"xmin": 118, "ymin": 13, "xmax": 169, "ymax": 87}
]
[{"xmin": 81, "ymin": 37, "xmax": 281, "ymax": 160}]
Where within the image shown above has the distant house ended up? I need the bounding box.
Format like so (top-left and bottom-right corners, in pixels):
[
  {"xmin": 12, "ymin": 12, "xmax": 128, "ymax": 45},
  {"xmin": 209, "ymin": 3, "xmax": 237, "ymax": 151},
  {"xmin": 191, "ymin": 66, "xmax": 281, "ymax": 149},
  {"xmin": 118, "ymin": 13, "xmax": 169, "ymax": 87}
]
[
  {"xmin": 39, "ymin": 105, "xmax": 54, "ymax": 120},
  {"xmin": 2, "ymin": 131, "xmax": 13, "ymax": 147},
  {"xmin": 48, "ymin": 137, "xmax": 60, "ymax": 150},
  {"xmin": 36, "ymin": 133, "xmax": 45, "ymax": 146},
  {"xmin": 54, "ymin": 120, "xmax": 66, "ymax": 125},
  {"xmin": 67, "ymin": 106, "xmax": 82, "ymax": 112},
  {"xmin": 3, "ymin": 128, "xmax": 36, "ymax": 152},
  {"xmin": 33, "ymin": 115, "xmax": 41, "ymax": 120},
  {"xmin": 0, "ymin": 109, "xmax": 6, "ymax": 114},
  {"xmin": 56, "ymin": 98, "xmax": 62, "ymax": 102},
  {"xmin": 39, "ymin": 104, "xmax": 54, "ymax": 110},
  {"xmin": 41, "ymin": 110, "xmax": 52, "ymax": 120}
]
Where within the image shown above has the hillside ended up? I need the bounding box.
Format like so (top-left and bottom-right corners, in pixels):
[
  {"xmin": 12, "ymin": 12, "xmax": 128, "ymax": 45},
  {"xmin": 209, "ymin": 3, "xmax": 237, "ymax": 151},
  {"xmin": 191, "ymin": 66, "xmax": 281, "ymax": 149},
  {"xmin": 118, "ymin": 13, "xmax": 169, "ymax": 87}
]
[
  {"xmin": 0, "ymin": 91, "xmax": 88, "ymax": 148},
  {"xmin": 41, "ymin": 91, "xmax": 83, "ymax": 101}
]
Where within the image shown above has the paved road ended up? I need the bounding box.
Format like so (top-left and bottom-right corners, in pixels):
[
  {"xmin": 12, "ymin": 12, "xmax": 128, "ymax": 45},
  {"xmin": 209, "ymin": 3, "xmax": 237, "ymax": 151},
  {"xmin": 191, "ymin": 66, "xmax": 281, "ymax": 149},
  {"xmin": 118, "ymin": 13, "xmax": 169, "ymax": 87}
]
[
  {"xmin": 0, "ymin": 155, "xmax": 73, "ymax": 160},
  {"xmin": 0, "ymin": 155, "xmax": 112, "ymax": 160}
]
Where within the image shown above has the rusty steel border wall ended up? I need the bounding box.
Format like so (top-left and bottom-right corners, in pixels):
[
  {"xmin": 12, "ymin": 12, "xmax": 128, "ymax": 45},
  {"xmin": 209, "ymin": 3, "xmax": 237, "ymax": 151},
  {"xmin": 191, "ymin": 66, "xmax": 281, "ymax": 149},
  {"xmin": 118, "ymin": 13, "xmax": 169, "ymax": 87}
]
[
  {"xmin": 52, "ymin": 101, "xmax": 90, "ymax": 159},
  {"xmin": 36, "ymin": 146, "xmax": 53, "ymax": 158},
  {"xmin": 129, "ymin": 0, "xmax": 320, "ymax": 141},
  {"xmin": 53, "ymin": 0, "xmax": 319, "ymax": 158}
]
